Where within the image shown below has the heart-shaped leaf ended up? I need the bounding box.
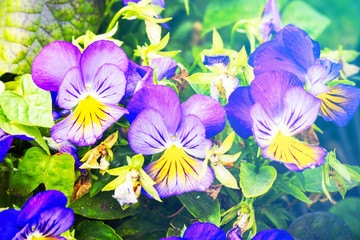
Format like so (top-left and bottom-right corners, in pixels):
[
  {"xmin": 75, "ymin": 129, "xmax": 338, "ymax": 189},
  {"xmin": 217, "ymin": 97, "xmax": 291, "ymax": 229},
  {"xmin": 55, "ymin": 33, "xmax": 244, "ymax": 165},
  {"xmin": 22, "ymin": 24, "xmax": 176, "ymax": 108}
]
[
  {"xmin": 75, "ymin": 220, "xmax": 123, "ymax": 240},
  {"xmin": 240, "ymin": 162, "xmax": 277, "ymax": 198},
  {"xmin": 0, "ymin": 74, "xmax": 53, "ymax": 128},
  {"xmin": 12, "ymin": 147, "xmax": 75, "ymax": 199}
]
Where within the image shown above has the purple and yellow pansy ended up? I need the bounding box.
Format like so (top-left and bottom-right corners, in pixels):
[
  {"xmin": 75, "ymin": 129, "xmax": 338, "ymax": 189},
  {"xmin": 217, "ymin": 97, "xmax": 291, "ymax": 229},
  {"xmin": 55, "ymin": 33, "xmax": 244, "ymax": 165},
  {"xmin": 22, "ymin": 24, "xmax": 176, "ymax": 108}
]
[
  {"xmin": 249, "ymin": 24, "xmax": 360, "ymax": 126},
  {"xmin": 0, "ymin": 190, "xmax": 74, "ymax": 240},
  {"xmin": 226, "ymin": 70, "xmax": 327, "ymax": 171},
  {"xmin": 126, "ymin": 85, "xmax": 226, "ymax": 197},
  {"xmin": 31, "ymin": 40, "xmax": 129, "ymax": 146},
  {"xmin": 161, "ymin": 222, "xmax": 226, "ymax": 240}
]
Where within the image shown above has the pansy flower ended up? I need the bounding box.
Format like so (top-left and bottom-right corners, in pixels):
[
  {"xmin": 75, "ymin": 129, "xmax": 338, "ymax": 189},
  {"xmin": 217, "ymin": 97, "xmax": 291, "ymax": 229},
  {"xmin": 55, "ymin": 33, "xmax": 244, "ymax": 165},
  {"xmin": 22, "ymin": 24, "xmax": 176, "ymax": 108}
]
[
  {"xmin": 226, "ymin": 71, "xmax": 326, "ymax": 171},
  {"xmin": 0, "ymin": 190, "xmax": 74, "ymax": 240},
  {"xmin": 161, "ymin": 222, "xmax": 226, "ymax": 240},
  {"xmin": 32, "ymin": 40, "xmax": 128, "ymax": 146},
  {"xmin": 126, "ymin": 85, "xmax": 226, "ymax": 197},
  {"xmin": 249, "ymin": 24, "xmax": 360, "ymax": 126},
  {"xmin": 227, "ymin": 227, "xmax": 293, "ymax": 240},
  {"xmin": 259, "ymin": 0, "xmax": 281, "ymax": 42},
  {"xmin": 151, "ymin": 57, "xmax": 178, "ymax": 81}
]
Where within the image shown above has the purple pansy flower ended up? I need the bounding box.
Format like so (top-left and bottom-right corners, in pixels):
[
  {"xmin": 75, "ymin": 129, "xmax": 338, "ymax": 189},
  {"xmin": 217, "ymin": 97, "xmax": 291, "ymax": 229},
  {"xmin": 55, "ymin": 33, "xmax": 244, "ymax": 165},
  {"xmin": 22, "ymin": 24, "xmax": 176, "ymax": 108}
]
[
  {"xmin": 151, "ymin": 57, "xmax": 178, "ymax": 81},
  {"xmin": 161, "ymin": 222, "xmax": 226, "ymax": 240},
  {"xmin": 0, "ymin": 190, "xmax": 74, "ymax": 240},
  {"xmin": 225, "ymin": 71, "xmax": 326, "ymax": 171},
  {"xmin": 249, "ymin": 24, "xmax": 360, "ymax": 126},
  {"xmin": 227, "ymin": 227, "xmax": 293, "ymax": 240},
  {"xmin": 259, "ymin": 0, "xmax": 281, "ymax": 42},
  {"xmin": 126, "ymin": 85, "xmax": 225, "ymax": 197},
  {"xmin": 124, "ymin": 60, "xmax": 154, "ymax": 100},
  {"xmin": 32, "ymin": 40, "xmax": 129, "ymax": 146},
  {"xmin": 0, "ymin": 127, "xmax": 33, "ymax": 163}
]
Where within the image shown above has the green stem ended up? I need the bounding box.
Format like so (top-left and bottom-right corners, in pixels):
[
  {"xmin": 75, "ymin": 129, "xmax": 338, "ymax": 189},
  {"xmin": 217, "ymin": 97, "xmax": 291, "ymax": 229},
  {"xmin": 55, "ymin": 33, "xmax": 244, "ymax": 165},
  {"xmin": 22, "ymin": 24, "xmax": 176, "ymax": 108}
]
[{"xmin": 107, "ymin": 8, "xmax": 127, "ymax": 32}]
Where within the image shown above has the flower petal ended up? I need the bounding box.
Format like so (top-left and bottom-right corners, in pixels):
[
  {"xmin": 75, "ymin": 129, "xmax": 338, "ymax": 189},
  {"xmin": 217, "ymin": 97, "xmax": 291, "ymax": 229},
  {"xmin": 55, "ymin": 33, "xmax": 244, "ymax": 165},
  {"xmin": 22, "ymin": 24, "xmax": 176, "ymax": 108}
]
[
  {"xmin": 279, "ymin": 87, "xmax": 321, "ymax": 136},
  {"xmin": 316, "ymin": 58, "xmax": 343, "ymax": 84},
  {"xmin": 144, "ymin": 146, "xmax": 214, "ymax": 198},
  {"xmin": 124, "ymin": 60, "xmax": 153, "ymax": 99},
  {"xmin": 31, "ymin": 41, "xmax": 81, "ymax": 91},
  {"xmin": 80, "ymin": 40, "xmax": 128, "ymax": 87},
  {"xmin": 15, "ymin": 207, "xmax": 74, "ymax": 239},
  {"xmin": 225, "ymin": 87, "xmax": 254, "ymax": 138},
  {"xmin": 90, "ymin": 63, "xmax": 127, "ymax": 104},
  {"xmin": 317, "ymin": 84, "xmax": 360, "ymax": 126},
  {"xmin": 212, "ymin": 162, "xmax": 239, "ymax": 189},
  {"xmin": 282, "ymin": 24, "xmax": 319, "ymax": 69},
  {"xmin": 250, "ymin": 71, "xmax": 303, "ymax": 120},
  {"xmin": 259, "ymin": 0, "xmax": 282, "ymax": 42},
  {"xmin": 183, "ymin": 222, "xmax": 226, "ymax": 240},
  {"xmin": 0, "ymin": 135, "xmax": 15, "ymax": 163},
  {"xmin": 181, "ymin": 94, "xmax": 226, "ymax": 138},
  {"xmin": 17, "ymin": 190, "xmax": 67, "ymax": 228},
  {"xmin": 57, "ymin": 66, "xmax": 87, "ymax": 110},
  {"xmin": 51, "ymin": 97, "xmax": 127, "ymax": 146},
  {"xmin": 0, "ymin": 209, "xmax": 20, "ymax": 240},
  {"xmin": 262, "ymin": 132, "xmax": 326, "ymax": 171},
  {"xmin": 175, "ymin": 114, "xmax": 212, "ymax": 159},
  {"xmin": 307, "ymin": 64, "xmax": 331, "ymax": 96},
  {"xmin": 126, "ymin": 85, "xmax": 181, "ymax": 135},
  {"xmin": 252, "ymin": 229, "xmax": 294, "ymax": 240},
  {"xmin": 128, "ymin": 108, "xmax": 171, "ymax": 155},
  {"xmin": 151, "ymin": 57, "xmax": 178, "ymax": 81}
]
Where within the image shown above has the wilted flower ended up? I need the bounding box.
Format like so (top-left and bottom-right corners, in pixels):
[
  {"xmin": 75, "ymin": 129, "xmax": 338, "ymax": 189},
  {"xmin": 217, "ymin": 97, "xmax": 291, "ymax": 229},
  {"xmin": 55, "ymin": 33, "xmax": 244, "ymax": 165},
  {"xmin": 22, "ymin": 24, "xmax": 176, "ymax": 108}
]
[
  {"xmin": 0, "ymin": 190, "xmax": 74, "ymax": 240},
  {"xmin": 32, "ymin": 40, "xmax": 129, "ymax": 146},
  {"xmin": 126, "ymin": 85, "xmax": 225, "ymax": 197},
  {"xmin": 249, "ymin": 24, "xmax": 360, "ymax": 126},
  {"xmin": 161, "ymin": 222, "xmax": 226, "ymax": 240},
  {"xmin": 200, "ymin": 131, "xmax": 241, "ymax": 189},
  {"xmin": 103, "ymin": 154, "xmax": 161, "ymax": 207},
  {"xmin": 80, "ymin": 131, "xmax": 119, "ymax": 174},
  {"xmin": 259, "ymin": 0, "xmax": 281, "ymax": 42},
  {"xmin": 226, "ymin": 70, "xmax": 327, "ymax": 171}
]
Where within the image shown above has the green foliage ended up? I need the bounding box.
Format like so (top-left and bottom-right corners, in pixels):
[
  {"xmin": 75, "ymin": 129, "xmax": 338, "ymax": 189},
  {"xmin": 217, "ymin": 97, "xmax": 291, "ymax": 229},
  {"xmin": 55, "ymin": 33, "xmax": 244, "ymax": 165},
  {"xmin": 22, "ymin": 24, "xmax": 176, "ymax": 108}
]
[
  {"xmin": 281, "ymin": 1, "xmax": 331, "ymax": 39},
  {"xmin": 70, "ymin": 192, "xmax": 144, "ymax": 220},
  {"xmin": 12, "ymin": 147, "xmax": 75, "ymax": 199},
  {"xmin": 287, "ymin": 212, "xmax": 352, "ymax": 240},
  {"xmin": 240, "ymin": 163, "xmax": 277, "ymax": 198},
  {"xmin": 0, "ymin": 74, "xmax": 53, "ymax": 128},
  {"xmin": 0, "ymin": 0, "xmax": 105, "ymax": 76},
  {"xmin": 75, "ymin": 220, "xmax": 123, "ymax": 240},
  {"xmin": 177, "ymin": 191, "xmax": 221, "ymax": 226},
  {"xmin": 330, "ymin": 198, "xmax": 360, "ymax": 239}
]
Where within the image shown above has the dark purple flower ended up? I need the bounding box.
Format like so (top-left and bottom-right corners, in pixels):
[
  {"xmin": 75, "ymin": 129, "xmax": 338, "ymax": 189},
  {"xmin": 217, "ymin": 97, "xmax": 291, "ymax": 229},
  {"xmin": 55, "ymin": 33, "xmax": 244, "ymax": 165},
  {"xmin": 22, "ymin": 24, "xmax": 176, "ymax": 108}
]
[
  {"xmin": 259, "ymin": 0, "xmax": 281, "ymax": 42},
  {"xmin": 32, "ymin": 40, "xmax": 129, "ymax": 146},
  {"xmin": 226, "ymin": 227, "xmax": 293, "ymax": 240},
  {"xmin": 161, "ymin": 222, "xmax": 226, "ymax": 240},
  {"xmin": 226, "ymin": 70, "xmax": 326, "ymax": 171},
  {"xmin": 0, "ymin": 190, "xmax": 74, "ymax": 240},
  {"xmin": 151, "ymin": 57, "xmax": 178, "ymax": 81},
  {"xmin": 249, "ymin": 24, "xmax": 360, "ymax": 126},
  {"xmin": 126, "ymin": 85, "xmax": 225, "ymax": 197}
]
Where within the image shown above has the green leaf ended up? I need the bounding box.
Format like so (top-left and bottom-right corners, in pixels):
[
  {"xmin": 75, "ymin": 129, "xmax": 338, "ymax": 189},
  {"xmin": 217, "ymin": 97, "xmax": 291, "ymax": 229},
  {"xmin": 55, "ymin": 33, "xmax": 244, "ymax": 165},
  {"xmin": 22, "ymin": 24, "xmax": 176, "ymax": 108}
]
[
  {"xmin": 327, "ymin": 151, "xmax": 351, "ymax": 182},
  {"xmin": 301, "ymin": 165, "xmax": 360, "ymax": 193},
  {"xmin": 0, "ymin": 74, "xmax": 53, "ymax": 128},
  {"xmin": 259, "ymin": 205, "xmax": 289, "ymax": 229},
  {"xmin": 287, "ymin": 212, "xmax": 352, "ymax": 240},
  {"xmin": 75, "ymin": 220, "xmax": 123, "ymax": 240},
  {"xmin": 281, "ymin": 1, "xmax": 331, "ymax": 39},
  {"xmin": 177, "ymin": 191, "xmax": 221, "ymax": 226},
  {"xmin": 202, "ymin": 0, "xmax": 264, "ymax": 36},
  {"xmin": 70, "ymin": 192, "xmax": 142, "ymax": 220},
  {"xmin": 330, "ymin": 198, "xmax": 360, "ymax": 240},
  {"xmin": 239, "ymin": 163, "xmax": 277, "ymax": 198},
  {"xmin": 12, "ymin": 147, "xmax": 75, "ymax": 199},
  {"xmin": 90, "ymin": 173, "xmax": 115, "ymax": 197},
  {"xmin": 274, "ymin": 175, "xmax": 312, "ymax": 204},
  {"xmin": 186, "ymin": 73, "xmax": 219, "ymax": 85},
  {"xmin": 0, "ymin": 106, "xmax": 49, "ymax": 154},
  {"xmin": 115, "ymin": 211, "xmax": 169, "ymax": 240},
  {"xmin": 0, "ymin": 0, "xmax": 105, "ymax": 76}
]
